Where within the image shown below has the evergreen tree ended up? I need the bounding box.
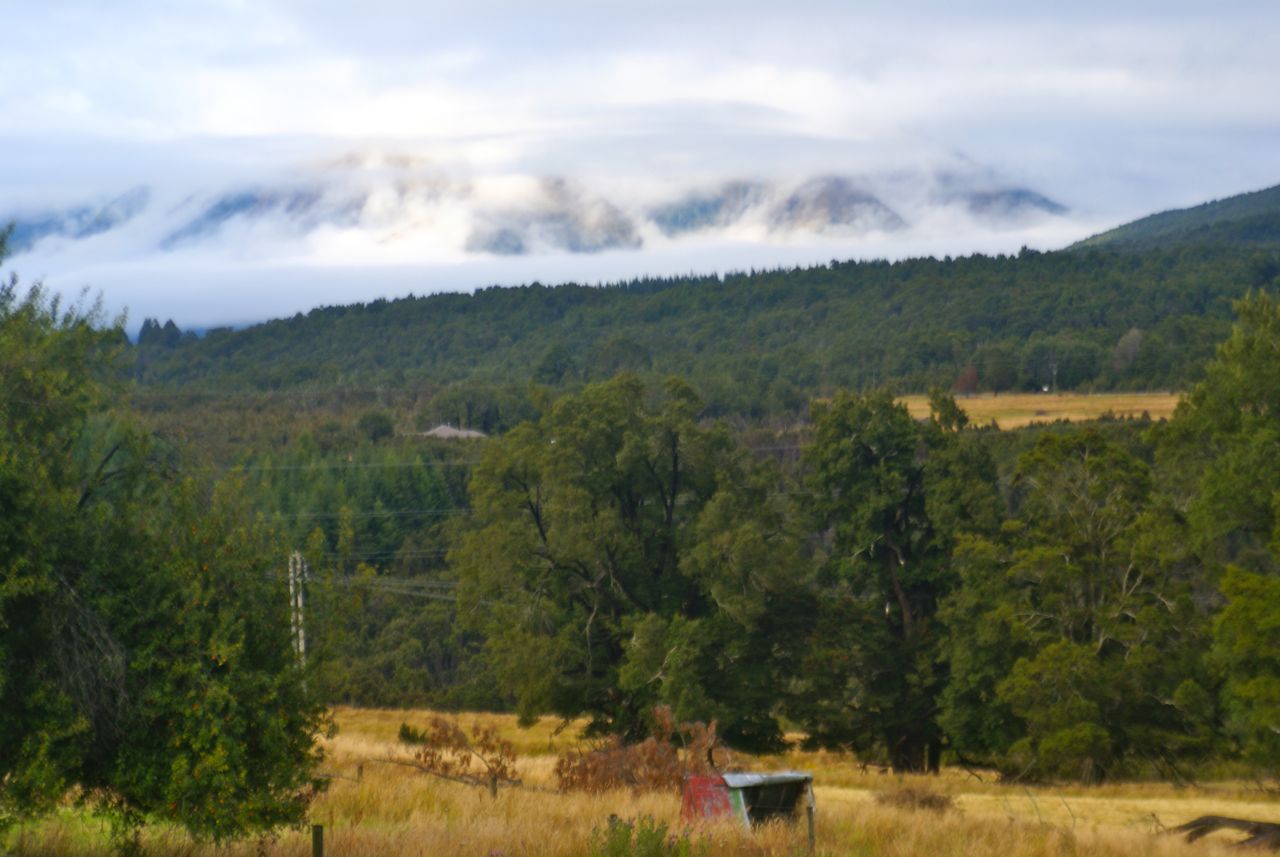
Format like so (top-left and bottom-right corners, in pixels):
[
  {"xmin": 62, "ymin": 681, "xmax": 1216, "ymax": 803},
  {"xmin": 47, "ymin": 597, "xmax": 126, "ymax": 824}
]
[
  {"xmin": 451, "ymin": 375, "xmax": 802, "ymax": 749},
  {"xmin": 794, "ymin": 390, "xmax": 1000, "ymax": 772},
  {"xmin": 0, "ymin": 265, "xmax": 326, "ymax": 841}
]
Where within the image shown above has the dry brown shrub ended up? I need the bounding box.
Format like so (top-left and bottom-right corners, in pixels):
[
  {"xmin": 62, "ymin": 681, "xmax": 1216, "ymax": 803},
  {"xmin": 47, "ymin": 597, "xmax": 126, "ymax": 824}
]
[
  {"xmin": 555, "ymin": 706, "xmax": 729, "ymax": 794},
  {"xmin": 875, "ymin": 785, "xmax": 956, "ymax": 814},
  {"xmin": 393, "ymin": 716, "xmax": 519, "ymax": 796}
]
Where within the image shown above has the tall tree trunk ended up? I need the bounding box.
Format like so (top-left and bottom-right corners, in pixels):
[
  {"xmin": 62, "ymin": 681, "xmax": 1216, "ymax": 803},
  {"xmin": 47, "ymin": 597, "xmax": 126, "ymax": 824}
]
[
  {"xmin": 927, "ymin": 739, "xmax": 942, "ymax": 774},
  {"xmin": 890, "ymin": 737, "xmax": 927, "ymax": 773}
]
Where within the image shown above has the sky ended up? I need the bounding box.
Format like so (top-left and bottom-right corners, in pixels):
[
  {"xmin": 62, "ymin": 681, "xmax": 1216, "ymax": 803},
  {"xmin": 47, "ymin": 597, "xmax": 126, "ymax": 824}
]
[{"xmin": 3, "ymin": 0, "xmax": 1280, "ymax": 330}]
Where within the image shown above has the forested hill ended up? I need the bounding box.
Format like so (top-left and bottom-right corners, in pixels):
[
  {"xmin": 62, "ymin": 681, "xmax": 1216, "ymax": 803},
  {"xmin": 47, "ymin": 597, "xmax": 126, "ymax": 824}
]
[
  {"xmin": 1073, "ymin": 182, "xmax": 1280, "ymax": 252},
  {"xmin": 133, "ymin": 243, "xmax": 1279, "ymax": 419}
]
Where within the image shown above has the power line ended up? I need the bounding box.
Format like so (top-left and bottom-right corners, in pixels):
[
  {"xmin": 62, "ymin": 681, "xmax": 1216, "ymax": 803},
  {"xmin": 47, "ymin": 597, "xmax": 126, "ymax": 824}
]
[
  {"xmin": 269, "ymin": 568, "xmax": 458, "ymax": 587},
  {"xmin": 191, "ymin": 459, "xmax": 481, "ymax": 473},
  {"xmin": 267, "ymin": 508, "xmax": 471, "ymax": 520},
  {"xmin": 317, "ymin": 549, "xmax": 451, "ymax": 560},
  {"xmin": 263, "ymin": 487, "xmax": 813, "ymax": 525},
  {"xmin": 189, "ymin": 443, "xmax": 806, "ymax": 474},
  {"xmin": 333, "ymin": 578, "xmax": 456, "ymax": 590},
  {"xmin": 327, "ymin": 576, "xmax": 458, "ymax": 602}
]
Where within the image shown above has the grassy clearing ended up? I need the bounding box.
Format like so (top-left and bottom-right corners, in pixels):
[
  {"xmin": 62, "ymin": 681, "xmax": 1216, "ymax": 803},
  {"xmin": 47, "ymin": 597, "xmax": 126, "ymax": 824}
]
[
  {"xmin": 898, "ymin": 392, "xmax": 1181, "ymax": 429},
  {"xmin": 12, "ymin": 707, "xmax": 1280, "ymax": 856}
]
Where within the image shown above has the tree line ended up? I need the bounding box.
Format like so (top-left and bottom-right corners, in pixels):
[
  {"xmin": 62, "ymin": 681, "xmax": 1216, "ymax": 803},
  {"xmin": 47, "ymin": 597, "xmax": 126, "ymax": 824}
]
[{"xmin": 131, "ymin": 246, "xmax": 1280, "ymax": 422}]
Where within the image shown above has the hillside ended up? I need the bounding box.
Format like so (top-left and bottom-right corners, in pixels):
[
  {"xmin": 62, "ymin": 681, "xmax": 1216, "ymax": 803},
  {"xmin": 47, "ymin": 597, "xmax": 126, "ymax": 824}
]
[
  {"xmin": 1073, "ymin": 183, "xmax": 1280, "ymax": 251},
  {"xmin": 131, "ymin": 244, "xmax": 1275, "ymax": 424}
]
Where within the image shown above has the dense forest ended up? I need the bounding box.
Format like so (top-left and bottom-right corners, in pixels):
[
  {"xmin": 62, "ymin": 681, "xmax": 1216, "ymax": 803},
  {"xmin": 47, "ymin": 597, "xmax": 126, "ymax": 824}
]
[
  {"xmin": 133, "ymin": 246, "xmax": 1279, "ymax": 422},
  {"xmin": 7, "ymin": 186, "xmax": 1280, "ymax": 846},
  {"xmin": 271, "ymin": 290, "xmax": 1280, "ymax": 783}
]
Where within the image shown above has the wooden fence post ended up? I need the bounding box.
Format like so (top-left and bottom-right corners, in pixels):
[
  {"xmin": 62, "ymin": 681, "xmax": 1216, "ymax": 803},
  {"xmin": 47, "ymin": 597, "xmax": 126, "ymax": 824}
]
[
  {"xmin": 312, "ymin": 824, "xmax": 324, "ymax": 857},
  {"xmin": 806, "ymin": 782, "xmax": 816, "ymax": 853}
]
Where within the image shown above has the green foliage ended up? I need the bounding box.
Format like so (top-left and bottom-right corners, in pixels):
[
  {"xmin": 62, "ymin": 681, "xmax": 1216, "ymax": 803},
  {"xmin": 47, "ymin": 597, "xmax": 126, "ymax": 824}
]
[
  {"xmin": 589, "ymin": 816, "xmax": 708, "ymax": 857},
  {"xmin": 421, "ymin": 380, "xmax": 538, "ymax": 434},
  {"xmin": 0, "ymin": 277, "xmax": 130, "ymax": 826},
  {"xmin": 17, "ymin": 213, "xmax": 1280, "ymax": 801},
  {"xmin": 357, "ymin": 409, "xmax": 394, "ymax": 442},
  {"xmin": 1162, "ymin": 291, "xmax": 1280, "ymax": 571},
  {"xmin": 1163, "ymin": 291, "xmax": 1280, "ymax": 774},
  {"xmin": 452, "ymin": 375, "xmax": 801, "ymax": 749},
  {"xmin": 230, "ymin": 439, "xmax": 499, "ymax": 711},
  {"xmin": 0, "ymin": 271, "xmax": 326, "ymax": 840},
  {"xmin": 103, "ymin": 478, "xmax": 329, "ymax": 842},
  {"xmin": 1213, "ymin": 567, "xmax": 1280, "ymax": 773},
  {"xmin": 1074, "ymin": 183, "xmax": 1280, "ymax": 253},
  {"xmin": 794, "ymin": 390, "xmax": 1000, "ymax": 771},
  {"xmin": 131, "ymin": 246, "xmax": 1266, "ymax": 413},
  {"xmin": 941, "ymin": 428, "xmax": 1213, "ymax": 781}
]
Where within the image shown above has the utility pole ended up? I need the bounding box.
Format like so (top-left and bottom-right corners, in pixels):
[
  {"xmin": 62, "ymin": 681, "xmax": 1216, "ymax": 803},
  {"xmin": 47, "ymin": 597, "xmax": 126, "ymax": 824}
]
[{"xmin": 288, "ymin": 551, "xmax": 307, "ymax": 666}]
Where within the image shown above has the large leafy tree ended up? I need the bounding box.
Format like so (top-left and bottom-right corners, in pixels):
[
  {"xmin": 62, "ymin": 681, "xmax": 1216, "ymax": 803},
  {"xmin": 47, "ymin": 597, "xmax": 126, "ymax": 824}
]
[
  {"xmin": 794, "ymin": 389, "xmax": 1000, "ymax": 772},
  {"xmin": 451, "ymin": 375, "xmax": 802, "ymax": 749},
  {"xmin": 941, "ymin": 429, "xmax": 1211, "ymax": 782},
  {"xmin": 1161, "ymin": 291, "xmax": 1280, "ymax": 773},
  {"xmin": 0, "ymin": 250, "xmax": 326, "ymax": 841}
]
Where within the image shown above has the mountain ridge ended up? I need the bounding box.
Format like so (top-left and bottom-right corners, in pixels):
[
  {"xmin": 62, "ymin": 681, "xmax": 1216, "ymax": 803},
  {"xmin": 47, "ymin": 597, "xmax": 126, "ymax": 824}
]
[{"xmin": 1072, "ymin": 183, "xmax": 1280, "ymax": 251}]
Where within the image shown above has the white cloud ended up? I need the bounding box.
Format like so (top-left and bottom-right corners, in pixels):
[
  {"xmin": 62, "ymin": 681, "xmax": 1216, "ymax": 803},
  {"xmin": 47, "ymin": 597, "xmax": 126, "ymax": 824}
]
[{"xmin": 2, "ymin": 1, "xmax": 1279, "ymax": 323}]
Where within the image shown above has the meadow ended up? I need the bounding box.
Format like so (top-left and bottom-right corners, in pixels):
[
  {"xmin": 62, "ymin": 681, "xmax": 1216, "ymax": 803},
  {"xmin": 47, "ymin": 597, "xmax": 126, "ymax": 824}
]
[
  {"xmin": 12, "ymin": 707, "xmax": 1280, "ymax": 857},
  {"xmin": 897, "ymin": 392, "xmax": 1181, "ymax": 429}
]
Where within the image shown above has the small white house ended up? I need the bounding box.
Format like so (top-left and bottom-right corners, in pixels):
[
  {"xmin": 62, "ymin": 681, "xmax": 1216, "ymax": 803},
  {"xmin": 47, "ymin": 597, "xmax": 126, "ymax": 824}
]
[{"xmin": 421, "ymin": 424, "xmax": 488, "ymax": 440}]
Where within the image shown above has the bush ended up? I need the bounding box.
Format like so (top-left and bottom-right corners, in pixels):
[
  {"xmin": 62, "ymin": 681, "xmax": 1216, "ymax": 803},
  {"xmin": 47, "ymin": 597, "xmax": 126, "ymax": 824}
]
[
  {"xmin": 589, "ymin": 816, "xmax": 707, "ymax": 857},
  {"xmin": 396, "ymin": 716, "xmax": 518, "ymax": 797},
  {"xmin": 556, "ymin": 706, "xmax": 725, "ymax": 793}
]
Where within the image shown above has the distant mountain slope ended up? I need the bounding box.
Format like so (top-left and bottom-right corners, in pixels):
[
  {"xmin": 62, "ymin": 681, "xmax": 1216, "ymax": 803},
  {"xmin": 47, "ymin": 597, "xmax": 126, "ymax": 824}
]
[
  {"xmin": 1073, "ymin": 183, "xmax": 1280, "ymax": 251},
  {"xmin": 7, "ymin": 189, "xmax": 149, "ymax": 253},
  {"xmin": 131, "ymin": 243, "xmax": 1273, "ymax": 416},
  {"xmin": 769, "ymin": 177, "xmax": 906, "ymax": 233}
]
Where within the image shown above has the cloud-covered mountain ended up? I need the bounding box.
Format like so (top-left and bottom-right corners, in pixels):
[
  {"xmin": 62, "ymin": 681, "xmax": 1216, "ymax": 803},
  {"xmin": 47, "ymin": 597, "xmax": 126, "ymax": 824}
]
[
  {"xmin": 161, "ymin": 187, "xmax": 360, "ymax": 249},
  {"xmin": 1, "ymin": 158, "xmax": 1071, "ymax": 270},
  {"xmin": 7, "ymin": 188, "xmax": 150, "ymax": 253},
  {"xmin": 466, "ymin": 179, "xmax": 642, "ymax": 255},
  {"xmin": 649, "ymin": 181, "xmax": 768, "ymax": 236},
  {"xmin": 770, "ymin": 177, "xmax": 906, "ymax": 233}
]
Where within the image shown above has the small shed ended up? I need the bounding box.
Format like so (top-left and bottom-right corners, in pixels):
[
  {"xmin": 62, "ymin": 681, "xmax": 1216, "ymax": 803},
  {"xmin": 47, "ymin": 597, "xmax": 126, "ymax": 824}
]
[
  {"xmin": 421, "ymin": 424, "xmax": 488, "ymax": 440},
  {"xmin": 681, "ymin": 771, "xmax": 814, "ymax": 831}
]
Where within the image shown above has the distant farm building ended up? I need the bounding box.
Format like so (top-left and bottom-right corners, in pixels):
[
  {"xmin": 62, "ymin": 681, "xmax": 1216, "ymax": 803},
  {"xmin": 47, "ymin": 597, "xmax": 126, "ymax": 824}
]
[{"xmin": 421, "ymin": 424, "xmax": 488, "ymax": 440}]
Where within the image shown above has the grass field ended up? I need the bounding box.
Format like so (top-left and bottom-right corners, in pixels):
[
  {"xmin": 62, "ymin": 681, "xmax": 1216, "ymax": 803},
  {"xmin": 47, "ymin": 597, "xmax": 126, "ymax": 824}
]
[
  {"xmin": 898, "ymin": 392, "xmax": 1181, "ymax": 429},
  {"xmin": 12, "ymin": 707, "xmax": 1280, "ymax": 857}
]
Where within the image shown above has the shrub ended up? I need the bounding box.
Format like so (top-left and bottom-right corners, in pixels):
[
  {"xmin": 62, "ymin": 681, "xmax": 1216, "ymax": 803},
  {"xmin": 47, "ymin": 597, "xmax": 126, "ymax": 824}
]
[
  {"xmin": 556, "ymin": 706, "xmax": 726, "ymax": 793},
  {"xmin": 396, "ymin": 717, "xmax": 518, "ymax": 797},
  {"xmin": 589, "ymin": 816, "xmax": 708, "ymax": 857}
]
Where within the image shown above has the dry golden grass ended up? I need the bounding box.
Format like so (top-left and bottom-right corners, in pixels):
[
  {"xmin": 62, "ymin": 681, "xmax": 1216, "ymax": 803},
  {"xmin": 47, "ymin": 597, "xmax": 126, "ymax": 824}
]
[
  {"xmin": 12, "ymin": 706, "xmax": 1280, "ymax": 857},
  {"xmin": 898, "ymin": 392, "xmax": 1181, "ymax": 429}
]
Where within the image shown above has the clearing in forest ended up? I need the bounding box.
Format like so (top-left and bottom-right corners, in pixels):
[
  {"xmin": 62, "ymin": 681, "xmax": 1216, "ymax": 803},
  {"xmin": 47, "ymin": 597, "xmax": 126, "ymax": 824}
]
[{"xmin": 899, "ymin": 391, "xmax": 1181, "ymax": 429}]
